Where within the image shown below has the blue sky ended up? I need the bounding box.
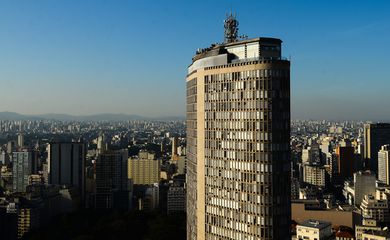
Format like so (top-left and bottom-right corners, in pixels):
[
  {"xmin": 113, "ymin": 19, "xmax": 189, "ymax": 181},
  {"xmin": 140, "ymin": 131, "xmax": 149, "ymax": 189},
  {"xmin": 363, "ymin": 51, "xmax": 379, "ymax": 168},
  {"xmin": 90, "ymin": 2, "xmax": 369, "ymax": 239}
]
[{"xmin": 0, "ymin": 0, "xmax": 389, "ymax": 120}]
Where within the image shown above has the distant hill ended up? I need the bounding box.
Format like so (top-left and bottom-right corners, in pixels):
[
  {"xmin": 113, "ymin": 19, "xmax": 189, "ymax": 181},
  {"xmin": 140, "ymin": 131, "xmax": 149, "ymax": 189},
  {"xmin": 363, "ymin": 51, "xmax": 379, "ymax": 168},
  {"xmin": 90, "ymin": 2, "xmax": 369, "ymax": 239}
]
[
  {"xmin": 0, "ymin": 112, "xmax": 185, "ymax": 121},
  {"xmin": 0, "ymin": 111, "xmax": 43, "ymax": 120}
]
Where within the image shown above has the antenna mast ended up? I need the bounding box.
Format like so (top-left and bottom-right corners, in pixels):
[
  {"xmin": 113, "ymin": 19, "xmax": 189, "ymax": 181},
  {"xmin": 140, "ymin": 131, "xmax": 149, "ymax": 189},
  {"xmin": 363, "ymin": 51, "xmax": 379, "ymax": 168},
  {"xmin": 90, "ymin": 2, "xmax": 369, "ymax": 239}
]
[{"xmin": 224, "ymin": 12, "xmax": 239, "ymax": 43}]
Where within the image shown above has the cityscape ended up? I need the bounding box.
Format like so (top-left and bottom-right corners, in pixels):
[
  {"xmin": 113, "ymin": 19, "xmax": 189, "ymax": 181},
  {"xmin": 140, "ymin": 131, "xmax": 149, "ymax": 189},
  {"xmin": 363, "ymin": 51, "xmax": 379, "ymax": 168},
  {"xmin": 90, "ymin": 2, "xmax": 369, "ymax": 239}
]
[{"xmin": 1, "ymin": 1, "xmax": 390, "ymax": 240}]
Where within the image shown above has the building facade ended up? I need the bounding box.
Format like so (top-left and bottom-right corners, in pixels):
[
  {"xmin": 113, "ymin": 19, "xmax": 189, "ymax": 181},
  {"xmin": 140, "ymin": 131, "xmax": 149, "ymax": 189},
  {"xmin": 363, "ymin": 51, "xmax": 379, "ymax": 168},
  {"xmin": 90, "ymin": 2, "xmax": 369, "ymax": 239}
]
[
  {"xmin": 354, "ymin": 171, "xmax": 376, "ymax": 206},
  {"xmin": 186, "ymin": 15, "xmax": 291, "ymax": 239},
  {"xmin": 360, "ymin": 194, "xmax": 390, "ymax": 224},
  {"xmin": 12, "ymin": 150, "xmax": 37, "ymax": 193},
  {"xmin": 355, "ymin": 219, "xmax": 381, "ymax": 240},
  {"xmin": 167, "ymin": 184, "xmax": 186, "ymax": 215},
  {"xmin": 171, "ymin": 136, "xmax": 179, "ymax": 159},
  {"xmin": 336, "ymin": 146, "xmax": 355, "ymax": 179},
  {"xmin": 95, "ymin": 149, "xmax": 129, "ymax": 209},
  {"xmin": 47, "ymin": 142, "xmax": 86, "ymax": 199},
  {"xmin": 17, "ymin": 133, "xmax": 24, "ymax": 149},
  {"xmin": 303, "ymin": 164, "xmax": 326, "ymax": 187},
  {"xmin": 128, "ymin": 151, "xmax": 160, "ymax": 185},
  {"xmin": 378, "ymin": 145, "xmax": 390, "ymax": 185},
  {"xmin": 364, "ymin": 123, "xmax": 390, "ymax": 174},
  {"xmin": 361, "ymin": 230, "xmax": 390, "ymax": 240},
  {"xmin": 296, "ymin": 219, "xmax": 332, "ymax": 240},
  {"xmin": 17, "ymin": 207, "xmax": 40, "ymax": 239}
]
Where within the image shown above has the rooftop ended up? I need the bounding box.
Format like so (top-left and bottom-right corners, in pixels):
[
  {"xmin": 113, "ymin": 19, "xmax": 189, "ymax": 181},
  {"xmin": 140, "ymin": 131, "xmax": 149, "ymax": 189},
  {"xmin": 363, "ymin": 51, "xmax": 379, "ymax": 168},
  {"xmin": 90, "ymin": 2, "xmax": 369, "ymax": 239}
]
[
  {"xmin": 298, "ymin": 219, "xmax": 331, "ymax": 230},
  {"xmin": 192, "ymin": 14, "xmax": 283, "ymax": 63},
  {"xmin": 192, "ymin": 37, "xmax": 282, "ymax": 62}
]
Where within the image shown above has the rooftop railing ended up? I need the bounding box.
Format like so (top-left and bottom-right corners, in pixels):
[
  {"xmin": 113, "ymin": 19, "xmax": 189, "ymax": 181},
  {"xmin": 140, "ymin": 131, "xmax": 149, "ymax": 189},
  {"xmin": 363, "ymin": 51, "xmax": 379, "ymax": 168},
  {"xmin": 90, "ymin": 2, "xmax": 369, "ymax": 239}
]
[{"xmin": 231, "ymin": 56, "xmax": 289, "ymax": 63}]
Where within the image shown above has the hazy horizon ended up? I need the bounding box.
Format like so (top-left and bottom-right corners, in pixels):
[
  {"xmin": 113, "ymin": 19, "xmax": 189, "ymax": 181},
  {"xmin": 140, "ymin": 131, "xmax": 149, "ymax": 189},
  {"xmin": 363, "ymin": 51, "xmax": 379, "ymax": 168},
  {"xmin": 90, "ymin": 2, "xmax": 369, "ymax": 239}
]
[
  {"xmin": 1, "ymin": 111, "xmax": 390, "ymax": 122},
  {"xmin": 1, "ymin": 0, "xmax": 390, "ymax": 120}
]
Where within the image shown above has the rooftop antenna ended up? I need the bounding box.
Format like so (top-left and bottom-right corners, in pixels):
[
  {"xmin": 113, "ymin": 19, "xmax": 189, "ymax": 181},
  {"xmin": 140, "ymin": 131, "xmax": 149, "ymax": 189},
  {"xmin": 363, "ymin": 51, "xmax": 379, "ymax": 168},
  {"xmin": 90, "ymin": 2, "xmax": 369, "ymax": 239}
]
[{"xmin": 224, "ymin": 12, "xmax": 239, "ymax": 43}]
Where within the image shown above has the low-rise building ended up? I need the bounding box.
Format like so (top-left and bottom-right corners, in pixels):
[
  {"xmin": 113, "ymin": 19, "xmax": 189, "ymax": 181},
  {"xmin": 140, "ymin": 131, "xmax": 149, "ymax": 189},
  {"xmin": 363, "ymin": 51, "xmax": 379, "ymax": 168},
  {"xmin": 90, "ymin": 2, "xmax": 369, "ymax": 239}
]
[
  {"xmin": 356, "ymin": 219, "xmax": 381, "ymax": 240},
  {"xmin": 361, "ymin": 230, "xmax": 390, "ymax": 240},
  {"xmin": 292, "ymin": 201, "xmax": 359, "ymax": 229},
  {"xmin": 335, "ymin": 226, "xmax": 354, "ymax": 240},
  {"xmin": 296, "ymin": 219, "xmax": 332, "ymax": 240}
]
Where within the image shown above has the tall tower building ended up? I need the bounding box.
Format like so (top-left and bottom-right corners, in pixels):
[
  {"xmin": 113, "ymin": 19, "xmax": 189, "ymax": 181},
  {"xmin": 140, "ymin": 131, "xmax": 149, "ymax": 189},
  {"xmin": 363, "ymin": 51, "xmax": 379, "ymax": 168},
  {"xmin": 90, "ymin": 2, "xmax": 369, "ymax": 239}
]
[
  {"xmin": 95, "ymin": 149, "xmax": 129, "ymax": 209},
  {"xmin": 364, "ymin": 123, "xmax": 390, "ymax": 174},
  {"xmin": 97, "ymin": 133, "xmax": 106, "ymax": 155},
  {"xmin": 47, "ymin": 142, "xmax": 86, "ymax": 199},
  {"xmin": 171, "ymin": 136, "xmax": 179, "ymax": 159},
  {"xmin": 378, "ymin": 145, "xmax": 390, "ymax": 185},
  {"xmin": 336, "ymin": 146, "xmax": 356, "ymax": 179},
  {"xmin": 17, "ymin": 133, "xmax": 24, "ymax": 149},
  {"xmin": 186, "ymin": 14, "xmax": 291, "ymax": 240},
  {"xmin": 12, "ymin": 150, "xmax": 38, "ymax": 193}
]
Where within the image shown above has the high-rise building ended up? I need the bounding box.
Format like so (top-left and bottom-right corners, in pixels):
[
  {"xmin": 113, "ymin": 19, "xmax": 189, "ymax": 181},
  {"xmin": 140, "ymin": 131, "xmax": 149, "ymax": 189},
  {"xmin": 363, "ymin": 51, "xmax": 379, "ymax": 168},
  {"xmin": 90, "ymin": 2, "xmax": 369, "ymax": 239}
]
[
  {"xmin": 302, "ymin": 145, "xmax": 321, "ymax": 165},
  {"xmin": 302, "ymin": 164, "xmax": 326, "ymax": 187},
  {"xmin": 47, "ymin": 142, "xmax": 86, "ymax": 199},
  {"xmin": 17, "ymin": 207, "xmax": 40, "ymax": 239},
  {"xmin": 378, "ymin": 145, "xmax": 390, "ymax": 185},
  {"xmin": 12, "ymin": 150, "xmax": 38, "ymax": 193},
  {"xmin": 364, "ymin": 123, "xmax": 390, "ymax": 174},
  {"xmin": 0, "ymin": 150, "xmax": 9, "ymax": 165},
  {"xmin": 95, "ymin": 149, "xmax": 129, "ymax": 209},
  {"xmin": 320, "ymin": 139, "xmax": 331, "ymax": 156},
  {"xmin": 128, "ymin": 151, "xmax": 160, "ymax": 185},
  {"xmin": 354, "ymin": 171, "xmax": 376, "ymax": 205},
  {"xmin": 141, "ymin": 183, "xmax": 159, "ymax": 211},
  {"xmin": 171, "ymin": 136, "xmax": 178, "ymax": 158},
  {"xmin": 335, "ymin": 146, "xmax": 356, "ymax": 179},
  {"xmin": 186, "ymin": 14, "xmax": 291, "ymax": 239},
  {"xmin": 177, "ymin": 146, "xmax": 186, "ymax": 156},
  {"xmin": 97, "ymin": 133, "xmax": 106, "ymax": 155},
  {"xmin": 17, "ymin": 133, "xmax": 24, "ymax": 149},
  {"xmin": 7, "ymin": 140, "xmax": 16, "ymax": 154},
  {"xmin": 302, "ymin": 148, "xmax": 311, "ymax": 164},
  {"xmin": 176, "ymin": 155, "xmax": 187, "ymax": 175},
  {"xmin": 167, "ymin": 181, "xmax": 186, "ymax": 215}
]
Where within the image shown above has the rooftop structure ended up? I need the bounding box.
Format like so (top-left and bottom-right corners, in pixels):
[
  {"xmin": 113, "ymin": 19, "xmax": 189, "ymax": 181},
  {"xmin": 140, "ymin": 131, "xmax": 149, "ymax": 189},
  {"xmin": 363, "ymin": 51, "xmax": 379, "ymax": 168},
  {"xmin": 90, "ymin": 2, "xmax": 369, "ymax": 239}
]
[{"xmin": 299, "ymin": 219, "xmax": 331, "ymax": 229}]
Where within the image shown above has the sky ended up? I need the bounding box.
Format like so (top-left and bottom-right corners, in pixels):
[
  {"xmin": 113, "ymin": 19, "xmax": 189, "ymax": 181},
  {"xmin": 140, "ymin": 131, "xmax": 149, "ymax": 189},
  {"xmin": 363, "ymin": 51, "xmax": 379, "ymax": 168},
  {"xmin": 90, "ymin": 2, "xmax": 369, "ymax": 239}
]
[{"xmin": 0, "ymin": 0, "xmax": 389, "ymax": 120}]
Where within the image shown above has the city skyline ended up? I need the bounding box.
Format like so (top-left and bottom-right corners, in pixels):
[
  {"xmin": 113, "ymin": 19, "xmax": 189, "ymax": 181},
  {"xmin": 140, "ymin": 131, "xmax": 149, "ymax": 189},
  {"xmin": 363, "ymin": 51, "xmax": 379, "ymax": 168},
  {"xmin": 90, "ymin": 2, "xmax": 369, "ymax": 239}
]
[{"xmin": 1, "ymin": 0, "xmax": 390, "ymax": 120}]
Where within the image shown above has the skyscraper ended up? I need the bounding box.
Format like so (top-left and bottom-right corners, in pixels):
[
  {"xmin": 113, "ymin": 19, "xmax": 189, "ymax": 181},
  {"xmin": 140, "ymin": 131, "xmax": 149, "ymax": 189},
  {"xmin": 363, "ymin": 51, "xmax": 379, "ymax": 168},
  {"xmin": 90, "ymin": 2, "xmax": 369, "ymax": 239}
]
[
  {"xmin": 12, "ymin": 150, "xmax": 38, "ymax": 192},
  {"xmin": 364, "ymin": 123, "xmax": 390, "ymax": 174},
  {"xmin": 95, "ymin": 149, "xmax": 129, "ymax": 209},
  {"xmin": 335, "ymin": 146, "xmax": 356, "ymax": 179},
  {"xmin": 171, "ymin": 136, "xmax": 179, "ymax": 160},
  {"xmin": 378, "ymin": 145, "xmax": 390, "ymax": 185},
  {"xmin": 47, "ymin": 142, "xmax": 86, "ymax": 199},
  {"xmin": 186, "ymin": 14, "xmax": 291, "ymax": 240},
  {"xmin": 17, "ymin": 133, "xmax": 24, "ymax": 149},
  {"xmin": 128, "ymin": 151, "xmax": 160, "ymax": 185}
]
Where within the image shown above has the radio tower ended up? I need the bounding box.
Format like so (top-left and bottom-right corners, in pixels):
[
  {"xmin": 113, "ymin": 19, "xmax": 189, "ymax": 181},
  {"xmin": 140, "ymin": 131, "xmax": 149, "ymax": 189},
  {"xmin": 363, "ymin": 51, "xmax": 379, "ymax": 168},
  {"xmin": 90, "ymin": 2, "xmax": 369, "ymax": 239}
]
[{"xmin": 224, "ymin": 12, "xmax": 239, "ymax": 43}]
